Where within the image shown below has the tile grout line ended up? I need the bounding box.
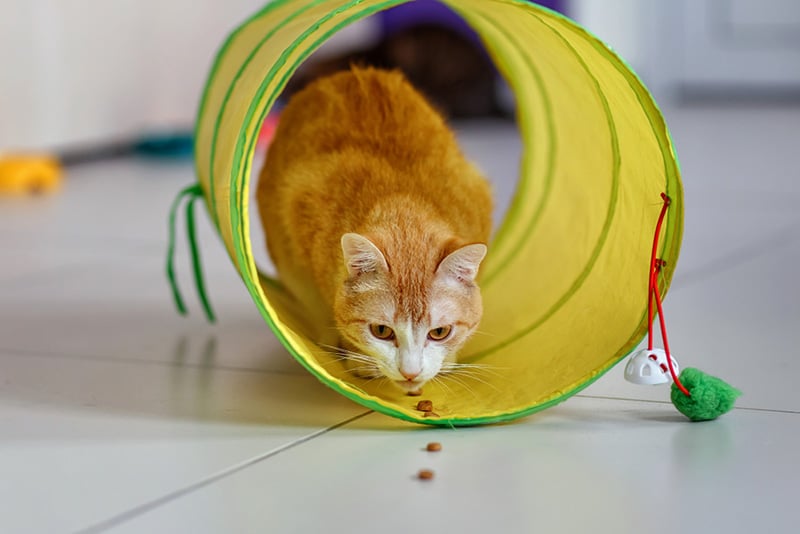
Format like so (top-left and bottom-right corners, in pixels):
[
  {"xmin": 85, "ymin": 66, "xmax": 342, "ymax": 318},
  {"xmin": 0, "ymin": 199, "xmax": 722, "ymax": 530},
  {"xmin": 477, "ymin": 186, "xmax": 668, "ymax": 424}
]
[
  {"xmin": 72, "ymin": 410, "xmax": 373, "ymax": 534},
  {"xmin": 575, "ymin": 393, "xmax": 800, "ymax": 415}
]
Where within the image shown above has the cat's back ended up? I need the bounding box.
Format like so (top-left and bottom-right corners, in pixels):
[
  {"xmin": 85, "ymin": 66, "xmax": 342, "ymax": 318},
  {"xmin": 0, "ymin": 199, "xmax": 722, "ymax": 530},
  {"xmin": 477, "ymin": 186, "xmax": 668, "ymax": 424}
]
[{"xmin": 265, "ymin": 67, "xmax": 458, "ymax": 169}]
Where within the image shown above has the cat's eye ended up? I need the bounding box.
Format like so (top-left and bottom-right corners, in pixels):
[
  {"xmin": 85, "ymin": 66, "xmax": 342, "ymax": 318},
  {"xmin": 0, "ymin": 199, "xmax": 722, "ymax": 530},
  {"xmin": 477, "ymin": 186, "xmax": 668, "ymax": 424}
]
[
  {"xmin": 369, "ymin": 324, "xmax": 395, "ymax": 340},
  {"xmin": 428, "ymin": 326, "xmax": 452, "ymax": 341}
]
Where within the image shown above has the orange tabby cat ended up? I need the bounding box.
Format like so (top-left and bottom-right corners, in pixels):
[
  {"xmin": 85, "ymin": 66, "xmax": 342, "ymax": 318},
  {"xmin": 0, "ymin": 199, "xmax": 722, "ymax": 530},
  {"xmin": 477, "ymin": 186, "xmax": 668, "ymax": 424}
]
[{"xmin": 257, "ymin": 67, "xmax": 493, "ymax": 393}]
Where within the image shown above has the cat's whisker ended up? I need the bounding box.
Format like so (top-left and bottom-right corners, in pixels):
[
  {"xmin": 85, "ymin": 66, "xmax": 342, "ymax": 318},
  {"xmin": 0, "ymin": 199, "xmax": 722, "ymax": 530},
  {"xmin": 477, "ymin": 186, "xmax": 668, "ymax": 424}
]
[
  {"xmin": 439, "ymin": 372, "xmax": 480, "ymax": 400},
  {"xmin": 457, "ymin": 370, "xmax": 501, "ymax": 388},
  {"xmin": 315, "ymin": 351, "xmax": 379, "ymax": 374},
  {"xmin": 319, "ymin": 343, "xmax": 367, "ymax": 357},
  {"xmin": 358, "ymin": 374, "xmax": 389, "ymax": 388},
  {"xmin": 344, "ymin": 363, "xmax": 380, "ymax": 373},
  {"xmin": 444, "ymin": 361, "xmax": 508, "ymax": 371},
  {"xmin": 317, "ymin": 343, "xmax": 344, "ymax": 351},
  {"xmin": 316, "ymin": 344, "xmax": 376, "ymax": 363},
  {"xmin": 445, "ymin": 363, "xmax": 504, "ymax": 379},
  {"xmin": 312, "ymin": 347, "xmax": 348, "ymax": 359},
  {"xmin": 338, "ymin": 358, "xmax": 375, "ymax": 367},
  {"xmin": 469, "ymin": 329, "xmax": 497, "ymax": 338},
  {"xmin": 316, "ymin": 358, "xmax": 359, "ymax": 371},
  {"xmin": 312, "ymin": 344, "xmax": 387, "ymax": 380},
  {"xmin": 438, "ymin": 373, "xmax": 478, "ymax": 399},
  {"xmin": 447, "ymin": 369, "xmax": 505, "ymax": 382},
  {"xmin": 445, "ymin": 361, "xmax": 508, "ymax": 371},
  {"xmin": 312, "ymin": 351, "xmax": 378, "ymax": 373},
  {"xmin": 447, "ymin": 369, "xmax": 502, "ymax": 393},
  {"xmin": 311, "ymin": 347, "xmax": 352, "ymax": 362},
  {"xmin": 441, "ymin": 361, "xmax": 504, "ymax": 383},
  {"xmin": 441, "ymin": 362, "xmax": 507, "ymax": 380},
  {"xmin": 338, "ymin": 354, "xmax": 377, "ymax": 365},
  {"xmin": 310, "ymin": 350, "xmax": 345, "ymax": 363},
  {"xmin": 355, "ymin": 371, "xmax": 384, "ymax": 380},
  {"xmin": 429, "ymin": 374, "xmax": 454, "ymax": 397},
  {"xmin": 317, "ymin": 342, "xmax": 354, "ymax": 354},
  {"xmin": 316, "ymin": 358, "xmax": 344, "ymax": 368}
]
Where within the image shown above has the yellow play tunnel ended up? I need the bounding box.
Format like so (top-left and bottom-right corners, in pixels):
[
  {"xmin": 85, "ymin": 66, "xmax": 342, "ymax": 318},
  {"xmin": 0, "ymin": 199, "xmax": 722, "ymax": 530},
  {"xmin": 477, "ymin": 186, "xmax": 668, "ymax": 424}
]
[{"xmin": 190, "ymin": 0, "xmax": 683, "ymax": 425}]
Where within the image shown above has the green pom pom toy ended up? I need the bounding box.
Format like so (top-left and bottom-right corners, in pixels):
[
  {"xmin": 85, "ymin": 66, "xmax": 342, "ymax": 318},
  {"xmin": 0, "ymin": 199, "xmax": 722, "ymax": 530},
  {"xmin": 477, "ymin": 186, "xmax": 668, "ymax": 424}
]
[{"xmin": 671, "ymin": 368, "xmax": 741, "ymax": 422}]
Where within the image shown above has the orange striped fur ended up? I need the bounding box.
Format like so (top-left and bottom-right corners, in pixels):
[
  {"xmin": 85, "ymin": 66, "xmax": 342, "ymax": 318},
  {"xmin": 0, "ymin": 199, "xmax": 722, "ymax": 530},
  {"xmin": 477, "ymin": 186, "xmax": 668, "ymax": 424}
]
[{"xmin": 257, "ymin": 67, "xmax": 492, "ymax": 393}]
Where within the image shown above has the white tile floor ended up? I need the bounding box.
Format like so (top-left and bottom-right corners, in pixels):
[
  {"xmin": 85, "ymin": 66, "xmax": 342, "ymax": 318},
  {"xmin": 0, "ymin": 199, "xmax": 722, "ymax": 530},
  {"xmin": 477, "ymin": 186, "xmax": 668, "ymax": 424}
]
[{"xmin": 1, "ymin": 103, "xmax": 798, "ymax": 534}]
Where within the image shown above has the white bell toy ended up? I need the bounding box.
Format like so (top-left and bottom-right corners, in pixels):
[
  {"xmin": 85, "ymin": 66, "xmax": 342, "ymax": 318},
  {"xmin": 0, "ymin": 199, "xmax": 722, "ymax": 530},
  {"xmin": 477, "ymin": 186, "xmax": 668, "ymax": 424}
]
[{"xmin": 624, "ymin": 348, "xmax": 680, "ymax": 385}]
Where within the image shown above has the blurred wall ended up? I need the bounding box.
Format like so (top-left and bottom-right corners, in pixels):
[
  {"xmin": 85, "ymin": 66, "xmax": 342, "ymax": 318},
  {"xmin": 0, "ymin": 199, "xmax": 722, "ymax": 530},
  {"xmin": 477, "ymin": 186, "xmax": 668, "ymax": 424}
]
[
  {"xmin": 573, "ymin": 0, "xmax": 800, "ymax": 101},
  {"xmin": 570, "ymin": 0, "xmax": 644, "ymax": 74},
  {"xmin": 0, "ymin": 0, "xmax": 384, "ymax": 151},
  {"xmin": 0, "ymin": 0, "xmax": 267, "ymax": 150}
]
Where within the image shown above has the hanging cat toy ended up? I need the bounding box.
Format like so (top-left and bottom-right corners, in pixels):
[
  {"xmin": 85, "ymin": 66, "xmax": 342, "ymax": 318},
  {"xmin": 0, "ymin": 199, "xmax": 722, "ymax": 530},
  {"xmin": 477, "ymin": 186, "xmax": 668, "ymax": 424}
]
[{"xmin": 623, "ymin": 193, "xmax": 740, "ymax": 421}]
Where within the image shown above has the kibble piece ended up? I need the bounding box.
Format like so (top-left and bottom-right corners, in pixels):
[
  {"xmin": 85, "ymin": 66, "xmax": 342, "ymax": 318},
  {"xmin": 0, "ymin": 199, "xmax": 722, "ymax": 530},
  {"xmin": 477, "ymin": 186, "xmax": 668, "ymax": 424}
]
[
  {"xmin": 423, "ymin": 411, "xmax": 440, "ymax": 418},
  {"xmin": 407, "ymin": 389, "xmax": 423, "ymax": 397},
  {"xmin": 418, "ymin": 469, "xmax": 434, "ymax": 480},
  {"xmin": 426, "ymin": 442, "xmax": 442, "ymax": 452},
  {"xmin": 416, "ymin": 400, "xmax": 433, "ymax": 412}
]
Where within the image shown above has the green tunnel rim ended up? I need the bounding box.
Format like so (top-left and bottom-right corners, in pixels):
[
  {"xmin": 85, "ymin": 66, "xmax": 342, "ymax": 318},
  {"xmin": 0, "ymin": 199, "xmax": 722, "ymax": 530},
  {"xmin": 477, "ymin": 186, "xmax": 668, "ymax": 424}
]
[
  {"xmin": 194, "ymin": 0, "xmax": 288, "ymax": 222},
  {"xmin": 206, "ymin": 0, "xmax": 335, "ymax": 229}
]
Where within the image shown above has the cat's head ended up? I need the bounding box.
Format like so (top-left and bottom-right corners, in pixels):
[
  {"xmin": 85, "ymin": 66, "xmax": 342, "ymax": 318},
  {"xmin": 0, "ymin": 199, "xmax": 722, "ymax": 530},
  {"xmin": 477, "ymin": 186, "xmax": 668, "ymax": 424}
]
[{"xmin": 334, "ymin": 232, "xmax": 487, "ymax": 393}]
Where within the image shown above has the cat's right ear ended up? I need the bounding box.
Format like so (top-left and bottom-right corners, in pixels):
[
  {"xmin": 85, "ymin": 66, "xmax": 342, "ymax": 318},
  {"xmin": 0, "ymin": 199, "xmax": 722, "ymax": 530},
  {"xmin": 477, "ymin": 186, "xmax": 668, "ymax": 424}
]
[
  {"xmin": 341, "ymin": 233, "xmax": 389, "ymax": 277},
  {"xmin": 436, "ymin": 243, "xmax": 487, "ymax": 284}
]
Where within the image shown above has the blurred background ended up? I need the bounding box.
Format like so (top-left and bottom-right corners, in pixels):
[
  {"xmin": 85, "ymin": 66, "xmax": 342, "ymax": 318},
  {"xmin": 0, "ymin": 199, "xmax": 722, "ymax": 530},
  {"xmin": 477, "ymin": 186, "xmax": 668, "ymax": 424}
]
[{"xmin": 2, "ymin": 0, "xmax": 799, "ymax": 150}]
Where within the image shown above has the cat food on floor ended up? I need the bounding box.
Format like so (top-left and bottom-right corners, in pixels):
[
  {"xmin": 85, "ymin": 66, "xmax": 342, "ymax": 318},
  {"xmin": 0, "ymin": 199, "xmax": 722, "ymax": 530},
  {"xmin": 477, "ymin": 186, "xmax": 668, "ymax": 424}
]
[
  {"xmin": 417, "ymin": 469, "xmax": 435, "ymax": 480},
  {"xmin": 407, "ymin": 389, "xmax": 423, "ymax": 397},
  {"xmin": 416, "ymin": 400, "xmax": 433, "ymax": 412},
  {"xmin": 426, "ymin": 442, "xmax": 442, "ymax": 452}
]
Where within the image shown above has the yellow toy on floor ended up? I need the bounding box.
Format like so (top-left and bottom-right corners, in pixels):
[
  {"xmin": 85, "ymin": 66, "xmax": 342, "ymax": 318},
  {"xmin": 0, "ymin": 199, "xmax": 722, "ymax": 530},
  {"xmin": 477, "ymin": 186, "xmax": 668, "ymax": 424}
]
[{"xmin": 0, "ymin": 155, "xmax": 62, "ymax": 195}]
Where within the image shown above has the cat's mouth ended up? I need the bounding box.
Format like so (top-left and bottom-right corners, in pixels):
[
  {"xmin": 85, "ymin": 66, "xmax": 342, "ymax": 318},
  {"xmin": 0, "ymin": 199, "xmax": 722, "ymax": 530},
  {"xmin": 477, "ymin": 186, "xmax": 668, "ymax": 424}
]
[{"xmin": 394, "ymin": 379, "xmax": 424, "ymax": 394}]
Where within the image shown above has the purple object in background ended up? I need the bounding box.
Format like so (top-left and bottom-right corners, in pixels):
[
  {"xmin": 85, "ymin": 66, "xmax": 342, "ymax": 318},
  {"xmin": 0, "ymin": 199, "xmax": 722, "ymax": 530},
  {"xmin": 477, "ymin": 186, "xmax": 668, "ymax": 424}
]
[{"xmin": 379, "ymin": 1, "xmax": 566, "ymax": 41}]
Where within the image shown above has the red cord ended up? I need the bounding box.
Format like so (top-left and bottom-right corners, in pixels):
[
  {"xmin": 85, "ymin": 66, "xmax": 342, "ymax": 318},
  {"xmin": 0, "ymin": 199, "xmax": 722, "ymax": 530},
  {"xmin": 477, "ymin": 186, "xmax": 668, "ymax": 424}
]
[
  {"xmin": 647, "ymin": 193, "xmax": 690, "ymax": 397},
  {"xmin": 647, "ymin": 278, "xmax": 654, "ymax": 351},
  {"xmin": 647, "ymin": 194, "xmax": 670, "ymax": 351},
  {"xmin": 653, "ymin": 262, "xmax": 690, "ymax": 396}
]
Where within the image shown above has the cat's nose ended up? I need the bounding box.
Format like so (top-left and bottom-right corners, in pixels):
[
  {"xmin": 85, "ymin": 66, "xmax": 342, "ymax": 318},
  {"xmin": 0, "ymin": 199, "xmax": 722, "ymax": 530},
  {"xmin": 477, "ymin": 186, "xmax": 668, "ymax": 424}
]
[{"xmin": 400, "ymin": 369, "xmax": 420, "ymax": 381}]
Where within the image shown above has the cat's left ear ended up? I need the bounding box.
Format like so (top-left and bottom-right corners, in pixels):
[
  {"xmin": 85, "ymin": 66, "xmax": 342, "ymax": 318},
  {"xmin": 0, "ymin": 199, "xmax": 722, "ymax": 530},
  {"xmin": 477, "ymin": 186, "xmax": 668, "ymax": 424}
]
[
  {"xmin": 436, "ymin": 243, "xmax": 487, "ymax": 283},
  {"xmin": 341, "ymin": 233, "xmax": 389, "ymax": 277}
]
